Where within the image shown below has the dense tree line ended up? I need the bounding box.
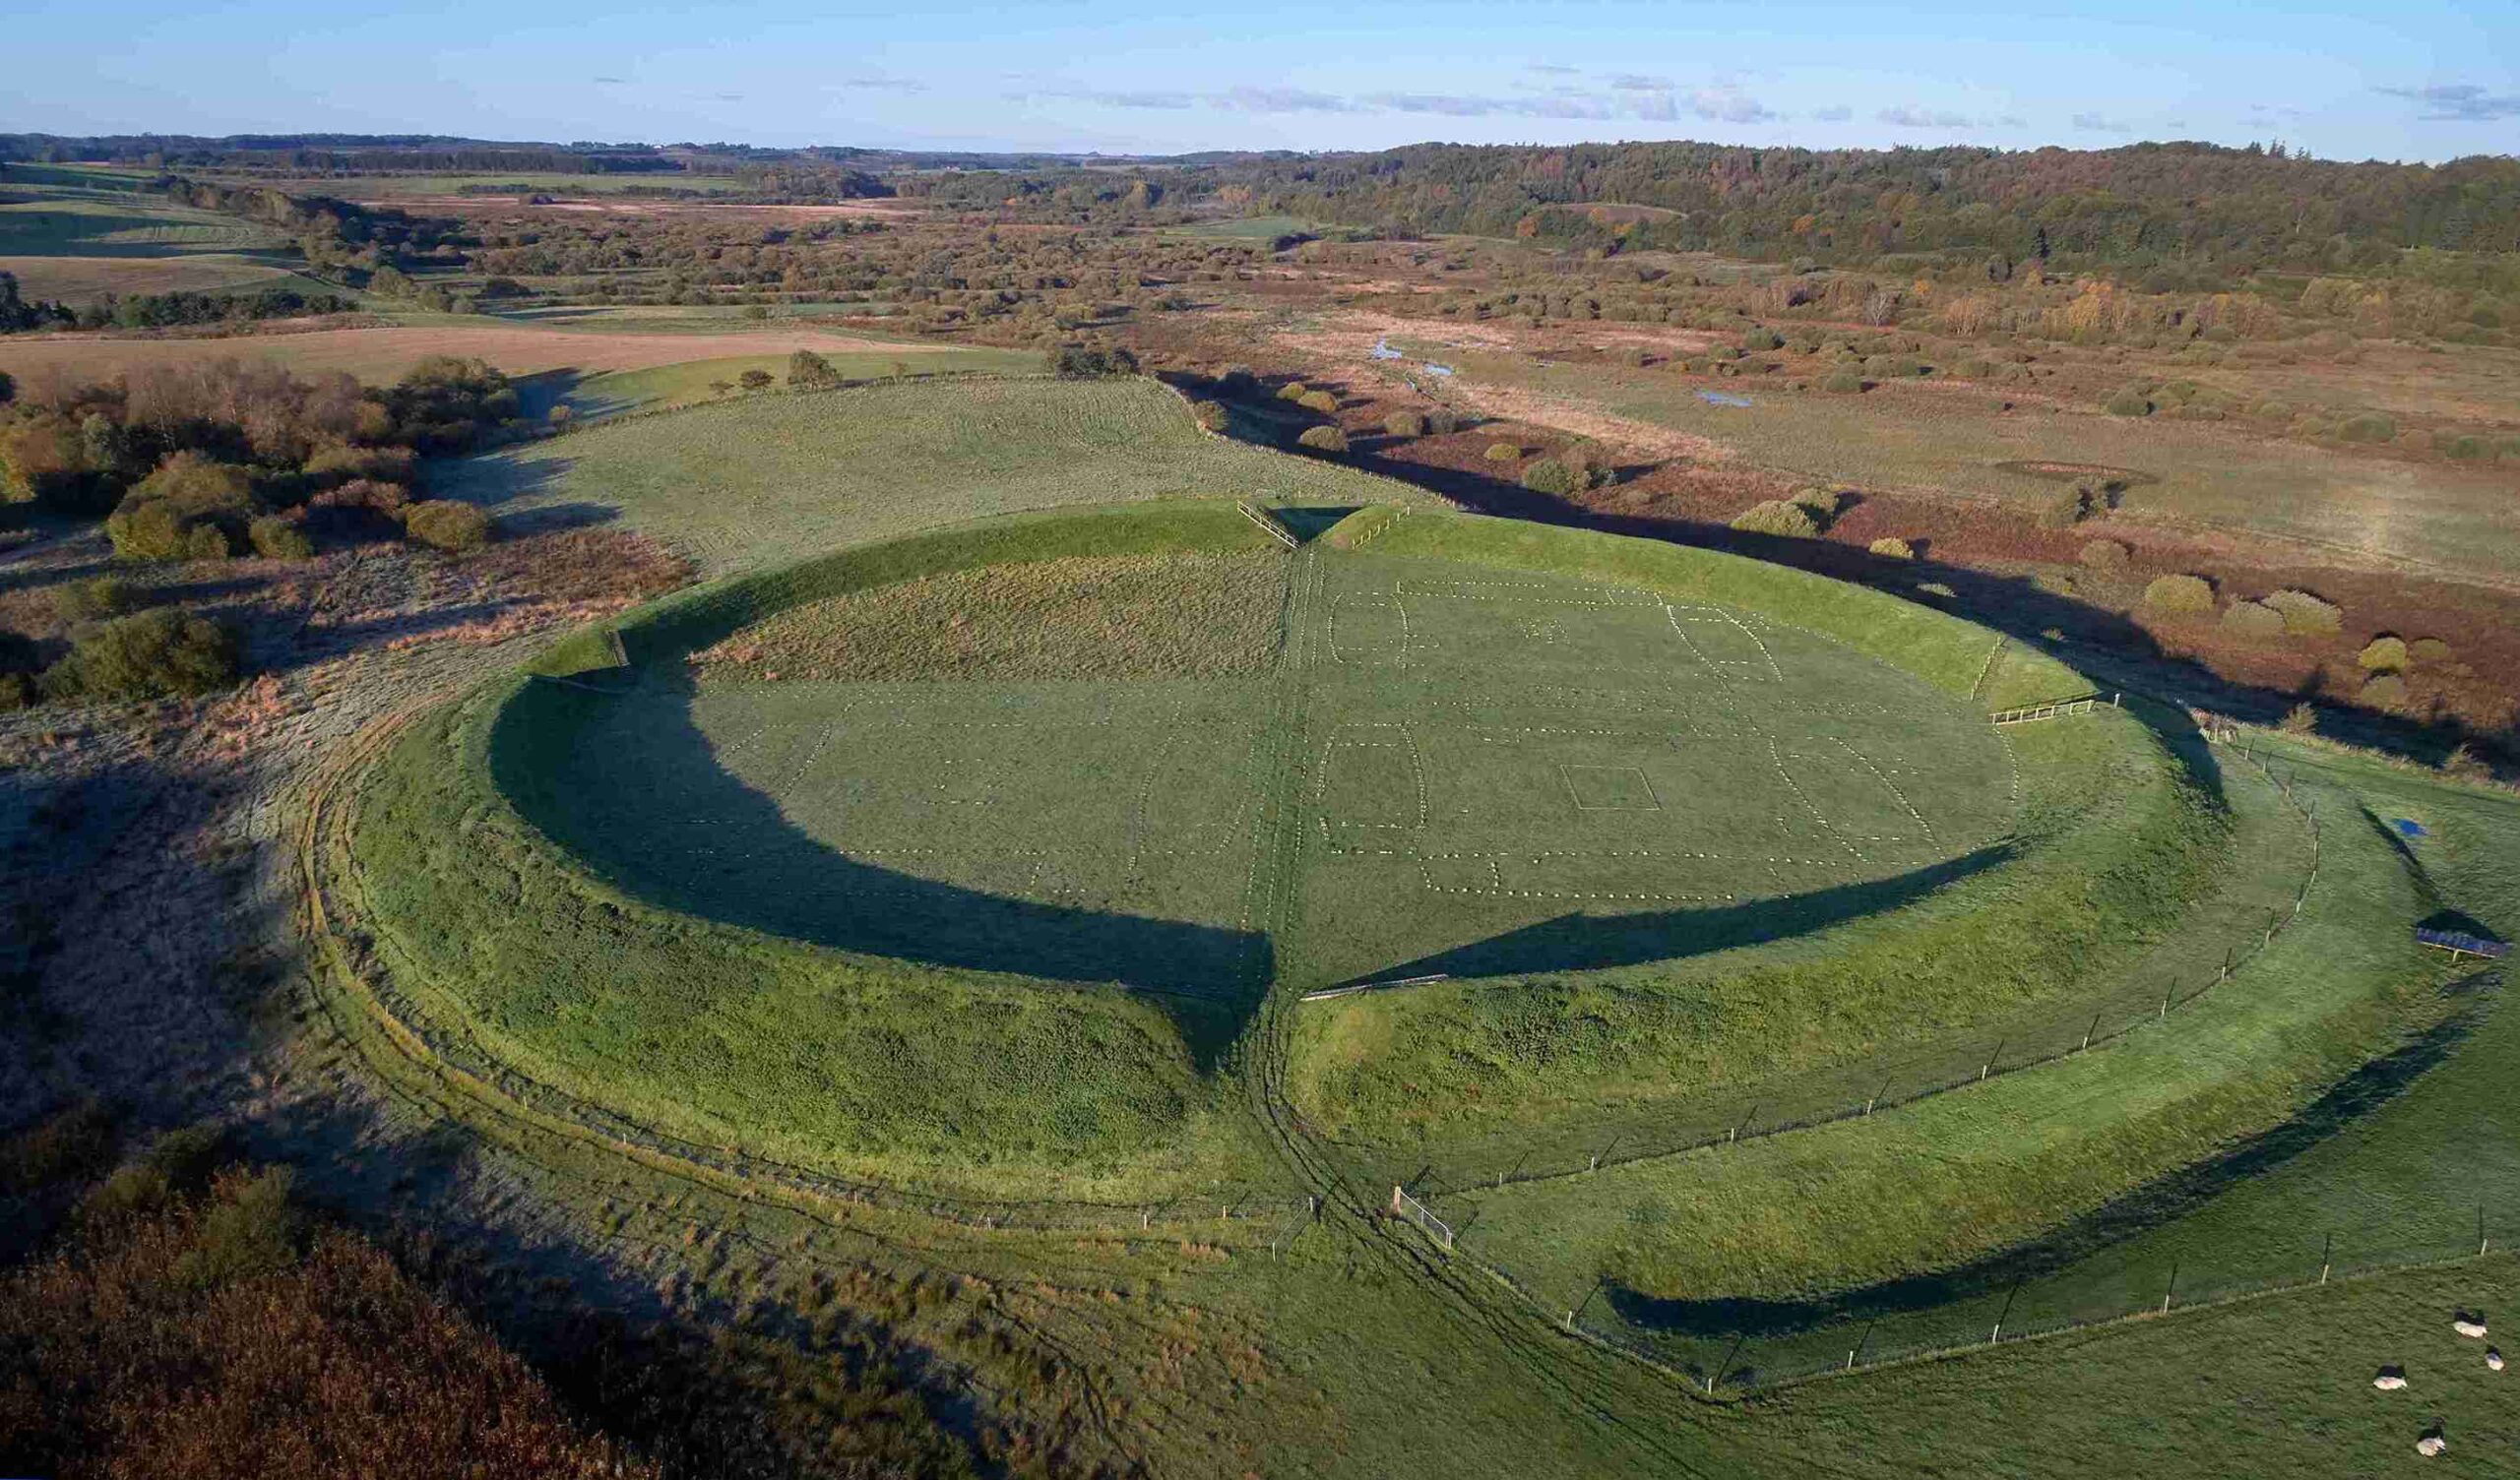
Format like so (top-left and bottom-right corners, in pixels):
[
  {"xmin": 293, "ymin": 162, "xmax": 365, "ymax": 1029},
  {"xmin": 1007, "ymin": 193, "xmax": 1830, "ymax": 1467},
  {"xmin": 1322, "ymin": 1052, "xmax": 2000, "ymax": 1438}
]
[
  {"xmin": 0, "ymin": 275, "xmax": 360, "ymax": 334},
  {"xmin": 0, "ymin": 133, "xmax": 682, "ymax": 174},
  {"xmin": 1, "ymin": 356, "xmax": 526, "ymax": 577},
  {"xmin": 1186, "ymin": 142, "xmax": 2520, "ymax": 283}
]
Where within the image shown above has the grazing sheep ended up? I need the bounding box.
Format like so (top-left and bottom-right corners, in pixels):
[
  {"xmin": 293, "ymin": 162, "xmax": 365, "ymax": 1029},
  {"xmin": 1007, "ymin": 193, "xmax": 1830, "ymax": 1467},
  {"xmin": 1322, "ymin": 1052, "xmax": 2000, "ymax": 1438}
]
[
  {"xmin": 2454, "ymin": 1319, "xmax": 2489, "ymax": 1339},
  {"xmin": 2488, "ymin": 1348, "xmax": 2505, "ymax": 1373},
  {"xmin": 2372, "ymin": 1370, "xmax": 2409, "ymax": 1391},
  {"xmin": 2417, "ymin": 1435, "xmax": 2446, "ymax": 1457}
]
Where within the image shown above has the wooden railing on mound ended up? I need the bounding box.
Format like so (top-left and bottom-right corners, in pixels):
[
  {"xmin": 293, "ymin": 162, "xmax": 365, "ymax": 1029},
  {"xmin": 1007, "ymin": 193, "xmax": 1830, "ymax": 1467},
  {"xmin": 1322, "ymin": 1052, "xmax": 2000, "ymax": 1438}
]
[{"xmin": 1990, "ymin": 693, "xmax": 2118, "ymax": 726}]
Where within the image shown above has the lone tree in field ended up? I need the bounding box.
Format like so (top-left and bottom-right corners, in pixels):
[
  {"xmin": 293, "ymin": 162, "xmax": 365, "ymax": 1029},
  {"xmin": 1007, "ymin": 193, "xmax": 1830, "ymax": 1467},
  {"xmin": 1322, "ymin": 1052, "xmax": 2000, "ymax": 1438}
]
[{"xmin": 787, "ymin": 350, "xmax": 843, "ymax": 391}]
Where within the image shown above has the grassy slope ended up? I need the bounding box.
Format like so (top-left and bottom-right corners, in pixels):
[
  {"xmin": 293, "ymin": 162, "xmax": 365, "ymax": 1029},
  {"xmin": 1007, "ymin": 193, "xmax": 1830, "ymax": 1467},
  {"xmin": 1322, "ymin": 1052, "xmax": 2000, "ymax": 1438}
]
[
  {"xmin": 0, "ymin": 253, "xmax": 314, "ymax": 306},
  {"xmin": 436, "ymin": 376, "xmax": 1432, "ymax": 575},
  {"xmin": 355, "ymin": 487, "xmax": 2075, "ymax": 1207},
  {"xmin": 1295, "ymin": 711, "xmax": 2263, "ymax": 1181},
  {"xmin": 1284, "ymin": 514, "xmax": 2179, "ymax": 1165},
  {"xmin": 0, "ymin": 196, "xmax": 286, "ymax": 257},
  {"xmin": 1444, "ymin": 746, "xmax": 2449, "ymax": 1326},
  {"xmin": 695, "ymin": 551, "xmax": 1287, "ymax": 680},
  {"xmin": 1724, "ymin": 1258, "xmax": 2520, "ymax": 1477},
  {"xmin": 351, "ymin": 504, "xmax": 1292, "ymax": 1202},
  {"xmin": 540, "ymin": 348, "xmax": 1039, "ymax": 418},
  {"xmin": 1699, "ymin": 741, "xmax": 2520, "ymax": 1470}
]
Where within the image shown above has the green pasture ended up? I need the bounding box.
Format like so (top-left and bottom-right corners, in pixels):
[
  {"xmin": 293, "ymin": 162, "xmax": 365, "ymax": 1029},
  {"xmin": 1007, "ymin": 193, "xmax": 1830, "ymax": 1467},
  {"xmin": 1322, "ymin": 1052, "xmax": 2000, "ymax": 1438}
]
[
  {"xmin": 434, "ymin": 376, "xmax": 1428, "ymax": 574},
  {"xmin": 1297, "ymin": 706, "xmax": 2289, "ymax": 1188},
  {"xmin": 1176, "ymin": 214, "xmax": 1321, "ymax": 240},
  {"xmin": 490, "ymin": 301, "xmax": 894, "ymax": 328},
  {"xmin": 518, "ymin": 347, "xmax": 1039, "ymax": 420},
  {"xmin": 0, "ymin": 196, "xmax": 285, "ymax": 258},
  {"xmin": 1725, "ymin": 1257, "xmax": 2520, "ymax": 1476},
  {"xmin": 1436, "ymin": 733, "xmax": 2515, "ymax": 1386}
]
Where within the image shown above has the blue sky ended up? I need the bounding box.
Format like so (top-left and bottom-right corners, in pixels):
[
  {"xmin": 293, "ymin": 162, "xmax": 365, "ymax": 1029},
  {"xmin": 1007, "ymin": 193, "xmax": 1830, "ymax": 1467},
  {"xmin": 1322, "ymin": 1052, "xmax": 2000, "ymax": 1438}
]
[{"xmin": 14, "ymin": 0, "xmax": 2516, "ymax": 160}]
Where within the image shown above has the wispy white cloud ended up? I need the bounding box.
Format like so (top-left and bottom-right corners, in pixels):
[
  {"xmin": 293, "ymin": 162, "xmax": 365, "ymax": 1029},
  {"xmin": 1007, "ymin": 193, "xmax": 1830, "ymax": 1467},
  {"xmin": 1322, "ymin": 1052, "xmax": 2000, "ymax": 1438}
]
[
  {"xmin": 2377, "ymin": 83, "xmax": 2520, "ymax": 121},
  {"xmin": 1683, "ymin": 87, "xmax": 1779, "ymax": 123},
  {"xmin": 1212, "ymin": 86, "xmax": 1359, "ymax": 114},
  {"xmin": 1879, "ymin": 105, "xmax": 1978, "ymax": 129},
  {"xmin": 2070, "ymin": 111, "xmax": 2132, "ymax": 133},
  {"xmin": 1012, "ymin": 77, "xmax": 1781, "ymax": 127},
  {"xmin": 1810, "ymin": 104, "xmax": 1854, "ymax": 123}
]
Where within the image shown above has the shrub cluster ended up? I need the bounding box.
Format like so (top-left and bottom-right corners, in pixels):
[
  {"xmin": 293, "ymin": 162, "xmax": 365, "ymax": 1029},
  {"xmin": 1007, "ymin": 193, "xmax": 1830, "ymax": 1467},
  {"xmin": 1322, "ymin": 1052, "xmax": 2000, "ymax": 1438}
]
[
  {"xmin": 402, "ymin": 500, "xmax": 494, "ymax": 552},
  {"xmin": 2142, "ymin": 573, "xmax": 2216, "ymax": 614},
  {"xmin": 1043, "ymin": 343, "xmax": 1139, "ymax": 379},
  {"xmin": 2219, "ymin": 599, "xmax": 2286, "ymax": 639},
  {"xmin": 2, "ymin": 357, "xmax": 521, "ymax": 565},
  {"xmin": 1731, "ymin": 500, "xmax": 1821, "ymax": 538},
  {"xmin": 1294, "ymin": 425, "xmax": 1349, "ymax": 454},
  {"xmin": 2358, "ymin": 635, "xmax": 2409, "ymax": 672},
  {"xmin": 40, "ymin": 608, "xmax": 241, "ymax": 701},
  {"xmin": 2262, "ymin": 587, "xmax": 2343, "ymax": 637}
]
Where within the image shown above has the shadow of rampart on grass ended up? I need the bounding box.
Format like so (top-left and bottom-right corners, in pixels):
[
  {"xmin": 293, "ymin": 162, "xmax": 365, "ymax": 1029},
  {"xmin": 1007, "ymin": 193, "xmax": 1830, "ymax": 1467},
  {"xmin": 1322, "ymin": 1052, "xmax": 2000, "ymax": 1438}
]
[
  {"xmin": 1349, "ymin": 843, "xmax": 2015, "ymax": 984},
  {"xmin": 1601, "ymin": 989, "xmax": 2497, "ymax": 1342},
  {"xmin": 487, "ymin": 674, "xmax": 1267, "ymax": 1071}
]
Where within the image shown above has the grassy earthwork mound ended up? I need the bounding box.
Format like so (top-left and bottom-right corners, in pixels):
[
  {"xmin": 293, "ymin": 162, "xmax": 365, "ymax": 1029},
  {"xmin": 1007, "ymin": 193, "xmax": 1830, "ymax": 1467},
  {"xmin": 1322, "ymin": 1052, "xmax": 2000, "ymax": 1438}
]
[{"xmin": 345, "ymin": 488, "xmax": 2257, "ymax": 1209}]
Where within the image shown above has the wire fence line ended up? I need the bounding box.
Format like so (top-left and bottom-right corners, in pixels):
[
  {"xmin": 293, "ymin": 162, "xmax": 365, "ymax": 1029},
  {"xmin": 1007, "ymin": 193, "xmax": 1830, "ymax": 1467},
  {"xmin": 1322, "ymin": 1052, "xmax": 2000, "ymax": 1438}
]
[
  {"xmin": 1342, "ymin": 741, "xmax": 2324, "ymax": 1202},
  {"xmin": 1388, "ymin": 1178, "xmax": 2513, "ymax": 1398},
  {"xmin": 1562, "ymin": 1212, "xmax": 2514, "ymax": 1395}
]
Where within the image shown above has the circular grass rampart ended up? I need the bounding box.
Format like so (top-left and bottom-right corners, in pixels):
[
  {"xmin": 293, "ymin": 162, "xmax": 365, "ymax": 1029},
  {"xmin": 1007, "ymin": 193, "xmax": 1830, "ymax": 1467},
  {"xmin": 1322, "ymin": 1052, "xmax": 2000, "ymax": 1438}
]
[{"xmin": 347, "ymin": 500, "xmax": 2221, "ymax": 1202}]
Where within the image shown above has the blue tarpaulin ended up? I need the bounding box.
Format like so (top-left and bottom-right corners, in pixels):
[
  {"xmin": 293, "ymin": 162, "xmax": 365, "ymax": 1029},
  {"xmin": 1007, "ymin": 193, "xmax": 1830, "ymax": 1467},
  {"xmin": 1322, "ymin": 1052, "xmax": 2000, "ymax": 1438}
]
[
  {"xmin": 2393, "ymin": 818, "xmax": 2428, "ymax": 838},
  {"xmin": 1697, "ymin": 391, "xmax": 1754, "ymax": 408}
]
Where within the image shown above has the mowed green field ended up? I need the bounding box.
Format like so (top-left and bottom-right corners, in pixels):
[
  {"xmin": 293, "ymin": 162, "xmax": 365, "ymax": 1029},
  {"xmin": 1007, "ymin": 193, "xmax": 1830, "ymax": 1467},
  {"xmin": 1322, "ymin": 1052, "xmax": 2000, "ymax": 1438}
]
[
  {"xmin": 437, "ymin": 376, "xmax": 1431, "ymax": 574},
  {"xmin": 531, "ymin": 527, "xmax": 2017, "ymax": 998}
]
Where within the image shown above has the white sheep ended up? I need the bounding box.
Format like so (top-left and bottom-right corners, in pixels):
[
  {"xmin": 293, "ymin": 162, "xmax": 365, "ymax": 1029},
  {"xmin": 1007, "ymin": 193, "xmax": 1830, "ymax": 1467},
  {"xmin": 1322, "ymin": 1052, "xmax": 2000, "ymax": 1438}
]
[
  {"xmin": 2372, "ymin": 1373, "xmax": 2408, "ymax": 1390},
  {"xmin": 2488, "ymin": 1348, "xmax": 2505, "ymax": 1373},
  {"xmin": 2416, "ymin": 1435, "xmax": 2446, "ymax": 1457},
  {"xmin": 2454, "ymin": 1319, "xmax": 2489, "ymax": 1339}
]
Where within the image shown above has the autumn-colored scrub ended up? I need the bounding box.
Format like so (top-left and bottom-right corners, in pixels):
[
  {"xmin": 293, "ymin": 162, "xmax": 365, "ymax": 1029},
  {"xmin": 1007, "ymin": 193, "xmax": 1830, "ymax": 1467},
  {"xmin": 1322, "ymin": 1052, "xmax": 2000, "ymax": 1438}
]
[{"xmin": 0, "ymin": 1165, "xmax": 653, "ymax": 1480}]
